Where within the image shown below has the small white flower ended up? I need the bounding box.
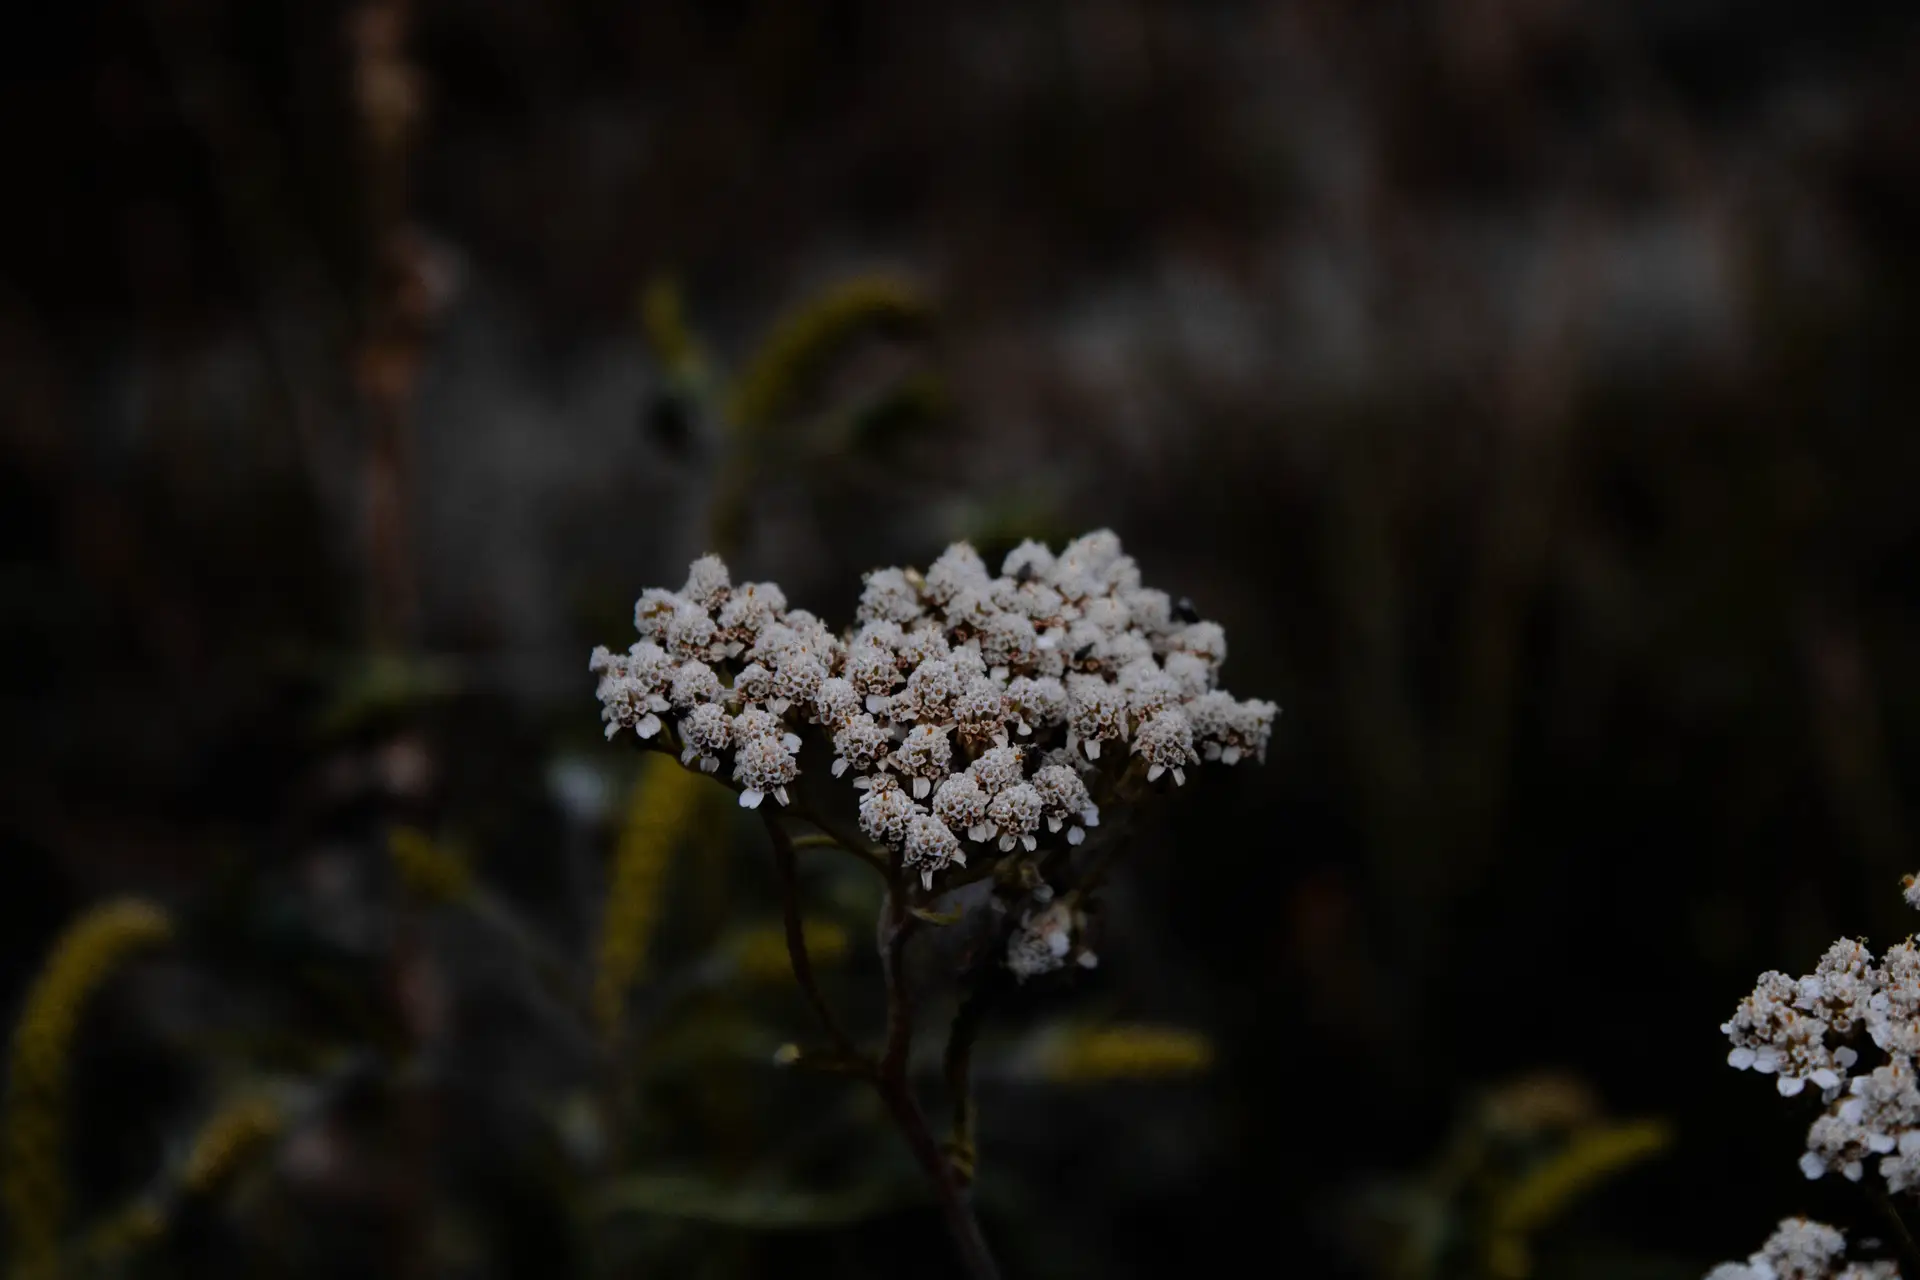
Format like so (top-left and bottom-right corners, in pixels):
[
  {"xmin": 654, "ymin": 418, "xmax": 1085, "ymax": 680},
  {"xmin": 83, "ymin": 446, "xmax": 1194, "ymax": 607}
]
[
  {"xmin": 681, "ymin": 553, "xmax": 731, "ymax": 608},
  {"xmin": 1001, "ymin": 539, "xmax": 1055, "ymax": 582},
  {"xmin": 812, "ymin": 676, "xmax": 861, "ymax": 730},
  {"xmin": 968, "ymin": 746, "xmax": 1025, "ymax": 797},
  {"xmin": 769, "ymin": 649, "xmax": 826, "ymax": 715},
  {"xmin": 846, "ymin": 643, "xmax": 902, "ymax": 708},
  {"xmin": 857, "ymin": 567, "xmax": 924, "ymax": 625},
  {"xmin": 953, "ymin": 677, "xmax": 1011, "ymax": 746},
  {"xmin": 894, "ymin": 658, "xmax": 962, "ymax": 725},
  {"xmin": 1066, "ymin": 674, "xmax": 1128, "ymax": 760},
  {"xmin": 1007, "ymin": 900, "xmax": 1080, "ymax": 980},
  {"xmin": 933, "ymin": 773, "xmax": 992, "ymax": 843},
  {"xmin": 670, "ymin": 661, "xmax": 724, "ymax": 709},
  {"xmin": 923, "ymin": 542, "xmax": 990, "ymax": 605},
  {"xmin": 678, "ymin": 704, "xmax": 731, "ymax": 772},
  {"xmin": 894, "ymin": 624, "xmax": 951, "ymax": 671},
  {"xmin": 891, "ymin": 724, "xmax": 954, "ymax": 798},
  {"xmin": 1171, "ymin": 619, "xmax": 1228, "ymax": 668},
  {"xmin": 1005, "ymin": 676, "xmax": 1067, "ymax": 735},
  {"xmin": 731, "ymin": 662, "xmax": 775, "ymax": 707},
  {"xmin": 858, "ymin": 778, "xmax": 919, "ymax": 846},
  {"xmin": 903, "ymin": 813, "xmax": 964, "ymax": 889},
  {"xmin": 633, "ymin": 587, "xmax": 682, "ymax": 641},
  {"xmin": 976, "ymin": 611, "xmax": 1040, "ymax": 675},
  {"xmin": 1031, "ymin": 764, "xmax": 1099, "ymax": 843},
  {"xmin": 1162, "ymin": 650, "xmax": 1213, "ymax": 697},
  {"xmin": 986, "ymin": 782, "xmax": 1043, "ymax": 852},
  {"xmin": 665, "ymin": 602, "xmax": 720, "ymax": 661},
  {"xmin": 1123, "ymin": 588, "xmax": 1174, "ymax": 636},
  {"xmin": 831, "ymin": 714, "xmax": 891, "ymax": 778},
  {"xmin": 733, "ymin": 734, "xmax": 798, "ymax": 808}
]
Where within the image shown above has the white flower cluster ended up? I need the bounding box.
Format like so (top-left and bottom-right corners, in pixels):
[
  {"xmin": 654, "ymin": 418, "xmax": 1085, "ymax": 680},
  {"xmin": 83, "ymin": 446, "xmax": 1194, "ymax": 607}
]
[
  {"xmin": 1721, "ymin": 875, "xmax": 1920, "ymax": 1190},
  {"xmin": 592, "ymin": 534, "xmax": 1278, "ymax": 894},
  {"xmin": 1707, "ymin": 1218, "xmax": 1898, "ymax": 1280},
  {"xmin": 1004, "ymin": 887, "xmax": 1097, "ymax": 983}
]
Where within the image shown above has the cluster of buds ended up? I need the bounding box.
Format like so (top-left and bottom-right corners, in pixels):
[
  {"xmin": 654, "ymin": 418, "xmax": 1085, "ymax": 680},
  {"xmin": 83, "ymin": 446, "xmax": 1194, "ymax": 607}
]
[
  {"xmin": 592, "ymin": 532, "xmax": 1277, "ymax": 974},
  {"xmin": 1720, "ymin": 875, "xmax": 1920, "ymax": 1191}
]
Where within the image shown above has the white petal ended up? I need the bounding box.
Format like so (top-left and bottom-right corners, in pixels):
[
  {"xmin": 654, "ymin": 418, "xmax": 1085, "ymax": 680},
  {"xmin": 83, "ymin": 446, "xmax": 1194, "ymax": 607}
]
[
  {"xmin": 1728, "ymin": 1046, "xmax": 1757, "ymax": 1070},
  {"xmin": 969, "ymin": 824, "xmax": 993, "ymax": 842},
  {"xmin": 1076, "ymin": 951, "xmax": 1098, "ymax": 969},
  {"xmin": 783, "ymin": 734, "xmax": 802, "ymax": 753},
  {"xmin": 951, "ymin": 851, "xmax": 966, "ymax": 867},
  {"xmin": 701, "ymin": 758, "xmax": 719, "ymax": 773},
  {"xmin": 1147, "ymin": 763, "xmax": 1165, "ymax": 781},
  {"xmin": 1047, "ymin": 816, "xmax": 1063, "ymax": 832},
  {"xmin": 1021, "ymin": 834, "xmax": 1036, "ymax": 850},
  {"xmin": 1812, "ymin": 1068, "xmax": 1840, "ymax": 1090},
  {"xmin": 1081, "ymin": 809, "xmax": 1100, "ymax": 827},
  {"xmin": 1172, "ymin": 768, "xmax": 1186, "ymax": 785},
  {"xmin": 638, "ymin": 714, "xmax": 662, "ymax": 738},
  {"xmin": 1845, "ymin": 1161, "xmax": 1865, "ymax": 1182},
  {"xmin": 1778, "ymin": 1075, "xmax": 1806, "ymax": 1097},
  {"xmin": 1800, "ymin": 1151, "xmax": 1827, "ymax": 1179},
  {"xmin": 1067, "ymin": 827, "xmax": 1085, "ymax": 846},
  {"xmin": 739, "ymin": 789, "xmax": 764, "ymax": 809},
  {"xmin": 1221, "ymin": 745, "xmax": 1242, "ymax": 765},
  {"xmin": 999, "ymin": 835, "xmax": 1016, "ymax": 851},
  {"xmin": 1046, "ymin": 931, "xmax": 1071, "ymax": 958},
  {"xmin": 773, "ymin": 786, "xmax": 789, "ymax": 806},
  {"xmin": 1084, "ymin": 741, "xmax": 1101, "ymax": 760},
  {"xmin": 1837, "ymin": 1046, "xmax": 1860, "ymax": 1068},
  {"xmin": 832, "ymin": 758, "xmax": 850, "ymax": 777},
  {"xmin": 866, "ymin": 695, "xmax": 889, "ymax": 713},
  {"xmin": 912, "ymin": 777, "xmax": 931, "ymax": 799},
  {"xmin": 921, "ymin": 869, "xmax": 934, "ymax": 890}
]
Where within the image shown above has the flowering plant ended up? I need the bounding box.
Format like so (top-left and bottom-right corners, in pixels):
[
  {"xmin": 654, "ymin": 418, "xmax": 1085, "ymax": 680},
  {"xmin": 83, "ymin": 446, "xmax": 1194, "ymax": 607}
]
[
  {"xmin": 592, "ymin": 529, "xmax": 1276, "ymax": 1276},
  {"xmin": 1708, "ymin": 876, "xmax": 1920, "ymax": 1279}
]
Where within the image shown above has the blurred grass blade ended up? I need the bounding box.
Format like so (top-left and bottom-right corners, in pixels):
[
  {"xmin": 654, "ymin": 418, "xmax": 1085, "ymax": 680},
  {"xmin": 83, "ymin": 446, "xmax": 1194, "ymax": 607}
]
[
  {"xmin": 594, "ymin": 1173, "xmax": 904, "ymax": 1229},
  {"xmin": 725, "ymin": 275, "xmax": 931, "ymax": 435}
]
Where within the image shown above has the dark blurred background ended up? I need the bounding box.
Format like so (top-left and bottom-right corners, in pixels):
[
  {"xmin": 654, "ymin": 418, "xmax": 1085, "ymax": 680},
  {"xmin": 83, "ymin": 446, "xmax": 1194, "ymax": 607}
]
[{"xmin": 7, "ymin": 1, "xmax": 1920, "ymax": 1277}]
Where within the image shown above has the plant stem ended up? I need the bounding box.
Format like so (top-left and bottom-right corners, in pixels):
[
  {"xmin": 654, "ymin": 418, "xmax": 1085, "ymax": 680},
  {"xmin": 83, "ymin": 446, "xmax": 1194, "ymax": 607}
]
[
  {"xmin": 876, "ymin": 1073, "xmax": 1003, "ymax": 1280},
  {"xmin": 757, "ymin": 791, "xmax": 1002, "ymax": 1277},
  {"xmin": 762, "ymin": 814, "xmax": 866, "ymax": 1067},
  {"xmin": 873, "ymin": 886, "xmax": 1001, "ymax": 1279},
  {"xmin": 942, "ymin": 986, "xmax": 989, "ymax": 1188}
]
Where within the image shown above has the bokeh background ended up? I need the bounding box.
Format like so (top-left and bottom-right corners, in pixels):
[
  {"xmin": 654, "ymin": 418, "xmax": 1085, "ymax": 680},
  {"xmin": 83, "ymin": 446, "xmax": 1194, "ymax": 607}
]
[{"xmin": 7, "ymin": 1, "xmax": 1920, "ymax": 1276}]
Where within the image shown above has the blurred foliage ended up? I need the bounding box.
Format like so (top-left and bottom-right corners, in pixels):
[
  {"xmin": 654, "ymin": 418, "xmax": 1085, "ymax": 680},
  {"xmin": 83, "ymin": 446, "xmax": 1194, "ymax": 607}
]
[
  {"xmin": 593, "ymin": 753, "xmax": 706, "ymax": 1039},
  {"xmin": 1030, "ymin": 1024, "xmax": 1216, "ymax": 1083},
  {"xmin": 3, "ymin": 901, "xmax": 173, "ymax": 1277},
  {"xmin": 1352, "ymin": 1074, "xmax": 1672, "ymax": 1280}
]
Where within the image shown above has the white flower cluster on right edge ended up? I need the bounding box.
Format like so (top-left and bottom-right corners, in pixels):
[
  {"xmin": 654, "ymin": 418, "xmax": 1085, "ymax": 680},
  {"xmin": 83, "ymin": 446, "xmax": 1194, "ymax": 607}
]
[
  {"xmin": 1721, "ymin": 874, "xmax": 1920, "ymax": 1188},
  {"xmin": 1704, "ymin": 875, "xmax": 1920, "ymax": 1280},
  {"xmin": 1707, "ymin": 1218, "xmax": 1897, "ymax": 1280}
]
